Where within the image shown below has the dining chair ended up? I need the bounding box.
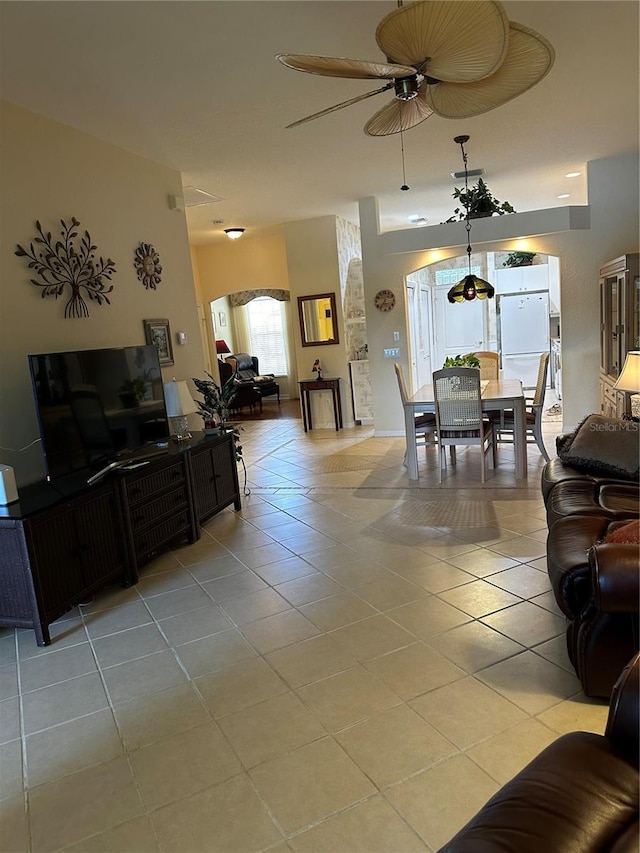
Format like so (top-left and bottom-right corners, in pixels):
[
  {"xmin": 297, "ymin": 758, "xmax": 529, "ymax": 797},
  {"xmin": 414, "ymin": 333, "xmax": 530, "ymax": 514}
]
[
  {"xmin": 493, "ymin": 351, "xmax": 550, "ymax": 461},
  {"xmin": 466, "ymin": 351, "xmax": 500, "ymax": 381},
  {"xmin": 432, "ymin": 367, "xmax": 497, "ymax": 483},
  {"xmin": 394, "ymin": 363, "xmax": 438, "ymax": 466}
]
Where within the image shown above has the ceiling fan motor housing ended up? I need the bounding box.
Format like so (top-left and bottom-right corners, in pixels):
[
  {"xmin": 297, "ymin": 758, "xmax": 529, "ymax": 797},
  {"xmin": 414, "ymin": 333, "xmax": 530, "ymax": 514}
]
[{"xmin": 394, "ymin": 76, "xmax": 419, "ymax": 101}]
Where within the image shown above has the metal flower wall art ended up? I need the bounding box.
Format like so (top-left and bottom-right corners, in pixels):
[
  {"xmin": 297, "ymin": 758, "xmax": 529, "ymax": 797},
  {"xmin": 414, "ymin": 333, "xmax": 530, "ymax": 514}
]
[
  {"xmin": 15, "ymin": 218, "xmax": 116, "ymax": 318},
  {"xmin": 134, "ymin": 242, "xmax": 162, "ymax": 290}
]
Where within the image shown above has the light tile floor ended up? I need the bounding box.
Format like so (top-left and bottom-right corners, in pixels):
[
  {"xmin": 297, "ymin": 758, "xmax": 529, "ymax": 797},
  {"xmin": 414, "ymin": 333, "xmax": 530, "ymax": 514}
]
[{"xmin": 1, "ymin": 398, "xmax": 611, "ymax": 852}]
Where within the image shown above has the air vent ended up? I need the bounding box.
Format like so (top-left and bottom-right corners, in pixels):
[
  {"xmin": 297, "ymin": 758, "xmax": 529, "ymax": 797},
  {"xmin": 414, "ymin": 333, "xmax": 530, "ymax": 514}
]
[
  {"xmin": 183, "ymin": 186, "xmax": 224, "ymax": 207},
  {"xmin": 451, "ymin": 168, "xmax": 485, "ymax": 180}
]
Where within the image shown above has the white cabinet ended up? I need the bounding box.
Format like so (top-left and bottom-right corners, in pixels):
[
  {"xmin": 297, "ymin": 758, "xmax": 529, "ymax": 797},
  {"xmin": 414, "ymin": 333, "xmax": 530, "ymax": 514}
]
[
  {"xmin": 349, "ymin": 360, "xmax": 374, "ymax": 424},
  {"xmin": 494, "ymin": 264, "xmax": 549, "ymax": 294}
]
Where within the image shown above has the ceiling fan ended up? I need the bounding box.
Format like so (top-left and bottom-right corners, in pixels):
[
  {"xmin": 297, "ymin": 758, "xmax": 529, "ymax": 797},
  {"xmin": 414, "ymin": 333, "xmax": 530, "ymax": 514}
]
[{"xmin": 277, "ymin": 0, "xmax": 554, "ymax": 136}]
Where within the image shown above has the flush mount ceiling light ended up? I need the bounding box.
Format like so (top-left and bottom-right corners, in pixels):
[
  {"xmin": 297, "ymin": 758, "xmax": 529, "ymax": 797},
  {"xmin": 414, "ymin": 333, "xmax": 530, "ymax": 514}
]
[
  {"xmin": 565, "ymin": 172, "xmax": 581, "ymax": 178},
  {"xmin": 447, "ymin": 135, "xmax": 495, "ymax": 305},
  {"xmin": 277, "ymin": 0, "xmax": 554, "ymax": 136},
  {"xmin": 557, "ymin": 193, "xmax": 571, "ymax": 199},
  {"xmin": 408, "ymin": 214, "xmax": 428, "ymax": 224},
  {"xmin": 224, "ymin": 228, "xmax": 245, "ymax": 240}
]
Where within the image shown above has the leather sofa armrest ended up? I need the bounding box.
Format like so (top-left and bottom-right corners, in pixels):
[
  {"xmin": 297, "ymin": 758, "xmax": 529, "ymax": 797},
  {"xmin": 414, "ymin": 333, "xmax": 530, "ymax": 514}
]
[
  {"xmin": 590, "ymin": 544, "xmax": 640, "ymax": 612},
  {"xmin": 606, "ymin": 653, "xmax": 639, "ymax": 767}
]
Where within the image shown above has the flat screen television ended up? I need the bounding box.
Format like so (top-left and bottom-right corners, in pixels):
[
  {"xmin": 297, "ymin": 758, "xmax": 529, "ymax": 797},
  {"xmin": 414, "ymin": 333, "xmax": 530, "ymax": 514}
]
[{"xmin": 28, "ymin": 345, "xmax": 170, "ymax": 481}]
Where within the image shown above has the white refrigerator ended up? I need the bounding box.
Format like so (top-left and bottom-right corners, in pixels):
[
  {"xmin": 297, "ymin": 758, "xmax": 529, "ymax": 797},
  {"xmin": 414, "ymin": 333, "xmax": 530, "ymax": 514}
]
[{"xmin": 498, "ymin": 291, "xmax": 550, "ymax": 388}]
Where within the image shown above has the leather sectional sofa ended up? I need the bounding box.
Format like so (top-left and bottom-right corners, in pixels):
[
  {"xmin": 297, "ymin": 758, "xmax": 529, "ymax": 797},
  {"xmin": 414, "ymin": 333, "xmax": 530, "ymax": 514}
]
[
  {"xmin": 541, "ymin": 416, "xmax": 639, "ymax": 698},
  {"xmin": 439, "ymin": 653, "xmax": 639, "ymax": 852}
]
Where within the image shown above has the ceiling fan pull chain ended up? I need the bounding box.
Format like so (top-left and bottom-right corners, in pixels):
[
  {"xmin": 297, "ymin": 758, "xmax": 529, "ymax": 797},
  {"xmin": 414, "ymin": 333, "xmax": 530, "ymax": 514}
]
[{"xmin": 399, "ymin": 107, "xmax": 409, "ymax": 191}]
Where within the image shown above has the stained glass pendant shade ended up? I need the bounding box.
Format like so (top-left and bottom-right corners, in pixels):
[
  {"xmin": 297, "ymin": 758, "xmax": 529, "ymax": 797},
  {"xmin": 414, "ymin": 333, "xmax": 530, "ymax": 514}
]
[{"xmin": 447, "ymin": 135, "xmax": 495, "ymax": 304}]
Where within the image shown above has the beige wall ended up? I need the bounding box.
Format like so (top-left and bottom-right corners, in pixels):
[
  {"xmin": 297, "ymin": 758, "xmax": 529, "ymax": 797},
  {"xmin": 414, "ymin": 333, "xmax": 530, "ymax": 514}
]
[
  {"xmin": 359, "ymin": 152, "xmax": 640, "ymax": 434},
  {"xmin": 284, "ymin": 217, "xmax": 354, "ymax": 427},
  {"xmin": 195, "ymin": 235, "xmax": 289, "ymax": 299},
  {"xmin": 0, "ymin": 101, "xmax": 205, "ymax": 486}
]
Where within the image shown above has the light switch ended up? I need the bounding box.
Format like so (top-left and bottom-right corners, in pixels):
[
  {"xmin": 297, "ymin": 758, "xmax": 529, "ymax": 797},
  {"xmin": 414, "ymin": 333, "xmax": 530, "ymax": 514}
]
[
  {"xmin": 383, "ymin": 347, "xmax": 400, "ymax": 358},
  {"xmin": 393, "ymin": 331, "xmax": 400, "ymax": 341}
]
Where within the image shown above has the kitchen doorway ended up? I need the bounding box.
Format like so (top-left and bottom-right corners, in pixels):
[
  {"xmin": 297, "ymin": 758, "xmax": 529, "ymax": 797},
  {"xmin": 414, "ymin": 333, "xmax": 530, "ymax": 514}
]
[{"xmin": 405, "ymin": 252, "xmax": 561, "ymax": 394}]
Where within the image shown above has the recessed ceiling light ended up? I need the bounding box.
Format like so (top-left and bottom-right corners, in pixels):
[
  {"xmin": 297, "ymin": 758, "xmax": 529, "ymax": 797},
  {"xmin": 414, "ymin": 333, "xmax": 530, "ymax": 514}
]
[
  {"xmin": 557, "ymin": 193, "xmax": 571, "ymax": 199},
  {"xmin": 564, "ymin": 172, "xmax": 581, "ymax": 178}
]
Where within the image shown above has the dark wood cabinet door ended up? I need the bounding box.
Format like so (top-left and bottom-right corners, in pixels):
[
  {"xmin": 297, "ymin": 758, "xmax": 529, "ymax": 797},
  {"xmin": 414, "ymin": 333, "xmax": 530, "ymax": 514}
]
[
  {"xmin": 190, "ymin": 434, "xmax": 240, "ymax": 523},
  {"xmin": 27, "ymin": 487, "xmax": 126, "ymax": 620},
  {"xmin": 27, "ymin": 503, "xmax": 85, "ymax": 619},
  {"xmin": 74, "ymin": 487, "xmax": 126, "ymax": 589}
]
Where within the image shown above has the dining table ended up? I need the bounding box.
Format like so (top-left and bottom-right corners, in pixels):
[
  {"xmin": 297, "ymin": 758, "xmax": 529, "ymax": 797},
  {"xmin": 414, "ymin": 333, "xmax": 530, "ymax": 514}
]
[{"xmin": 403, "ymin": 378, "xmax": 528, "ymax": 481}]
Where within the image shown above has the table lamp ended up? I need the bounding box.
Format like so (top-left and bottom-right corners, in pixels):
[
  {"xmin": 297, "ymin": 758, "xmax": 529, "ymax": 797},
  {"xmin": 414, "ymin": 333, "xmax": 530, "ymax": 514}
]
[
  {"xmin": 163, "ymin": 379, "xmax": 197, "ymax": 441},
  {"xmin": 614, "ymin": 351, "xmax": 640, "ymax": 418},
  {"xmin": 216, "ymin": 340, "xmax": 231, "ymax": 356}
]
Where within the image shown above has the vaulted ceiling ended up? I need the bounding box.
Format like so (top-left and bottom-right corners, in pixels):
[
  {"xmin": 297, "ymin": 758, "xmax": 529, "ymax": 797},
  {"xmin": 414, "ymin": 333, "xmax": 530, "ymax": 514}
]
[{"xmin": 1, "ymin": 1, "xmax": 638, "ymax": 245}]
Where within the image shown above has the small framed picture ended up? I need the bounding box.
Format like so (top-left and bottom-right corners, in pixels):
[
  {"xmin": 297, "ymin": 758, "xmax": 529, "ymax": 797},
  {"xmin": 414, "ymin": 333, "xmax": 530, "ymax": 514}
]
[
  {"xmin": 218, "ymin": 311, "xmax": 227, "ymax": 327},
  {"xmin": 143, "ymin": 318, "xmax": 174, "ymax": 366}
]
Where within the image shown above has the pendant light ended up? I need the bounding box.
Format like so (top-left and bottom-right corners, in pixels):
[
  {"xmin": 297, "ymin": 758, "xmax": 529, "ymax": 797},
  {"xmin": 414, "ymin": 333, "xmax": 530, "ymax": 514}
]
[{"xmin": 447, "ymin": 135, "xmax": 495, "ymax": 304}]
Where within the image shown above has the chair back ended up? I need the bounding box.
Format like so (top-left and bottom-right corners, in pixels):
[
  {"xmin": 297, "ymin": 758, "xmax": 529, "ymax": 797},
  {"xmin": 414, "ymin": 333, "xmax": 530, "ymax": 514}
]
[
  {"xmin": 433, "ymin": 368, "xmax": 483, "ymax": 431},
  {"xmin": 531, "ymin": 352, "xmax": 550, "ymax": 409},
  {"xmin": 394, "ymin": 363, "xmax": 410, "ymax": 406},
  {"xmin": 467, "ymin": 351, "xmax": 500, "ymax": 381}
]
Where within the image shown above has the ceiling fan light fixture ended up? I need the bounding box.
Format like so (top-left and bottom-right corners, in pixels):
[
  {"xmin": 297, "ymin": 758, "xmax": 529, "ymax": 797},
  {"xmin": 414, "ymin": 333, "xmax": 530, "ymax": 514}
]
[
  {"xmin": 394, "ymin": 76, "xmax": 420, "ymax": 101},
  {"xmin": 224, "ymin": 228, "xmax": 245, "ymax": 240}
]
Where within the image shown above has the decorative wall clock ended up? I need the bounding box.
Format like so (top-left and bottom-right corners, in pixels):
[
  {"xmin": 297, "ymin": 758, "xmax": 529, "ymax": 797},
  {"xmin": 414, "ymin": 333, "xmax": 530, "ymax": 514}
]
[
  {"xmin": 374, "ymin": 289, "xmax": 396, "ymax": 312},
  {"xmin": 134, "ymin": 242, "xmax": 162, "ymax": 290}
]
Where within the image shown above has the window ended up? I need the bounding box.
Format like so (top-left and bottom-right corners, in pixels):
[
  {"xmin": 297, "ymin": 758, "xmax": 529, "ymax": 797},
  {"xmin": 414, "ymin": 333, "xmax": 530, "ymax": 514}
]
[
  {"xmin": 245, "ymin": 297, "xmax": 289, "ymax": 375},
  {"xmin": 435, "ymin": 266, "xmax": 481, "ymax": 285}
]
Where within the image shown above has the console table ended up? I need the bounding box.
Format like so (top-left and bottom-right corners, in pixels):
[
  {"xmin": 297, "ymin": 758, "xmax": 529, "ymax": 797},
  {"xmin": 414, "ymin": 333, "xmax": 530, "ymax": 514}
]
[
  {"xmin": 0, "ymin": 431, "xmax": 240, "ymax": 646},
  {"xmin": 299, "ymin": 377, "xmax": 343, "ymax": 432}
]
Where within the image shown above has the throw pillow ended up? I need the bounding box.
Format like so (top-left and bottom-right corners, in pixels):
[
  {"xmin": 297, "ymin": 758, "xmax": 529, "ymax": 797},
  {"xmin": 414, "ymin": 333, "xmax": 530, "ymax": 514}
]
[
  {"xmin": 604, "ymin": 520, "xmax": 640, "ymax": 544},
  {"xmin": 557, "ymin": 414, "xmax": 640, "ymax": 481}
]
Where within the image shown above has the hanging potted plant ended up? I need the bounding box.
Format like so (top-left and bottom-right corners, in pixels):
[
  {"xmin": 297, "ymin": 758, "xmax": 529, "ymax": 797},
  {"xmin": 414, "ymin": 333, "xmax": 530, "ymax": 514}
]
[{"xmin": 446, "ymin": 178, "xmax": 515, "ymax": 222}]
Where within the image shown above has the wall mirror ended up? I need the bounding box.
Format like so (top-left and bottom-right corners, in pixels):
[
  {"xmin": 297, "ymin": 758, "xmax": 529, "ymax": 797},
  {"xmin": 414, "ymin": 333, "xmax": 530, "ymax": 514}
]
[{"xmin": 298, "ymin": 292, "xmax": 339, "ymax": 347}]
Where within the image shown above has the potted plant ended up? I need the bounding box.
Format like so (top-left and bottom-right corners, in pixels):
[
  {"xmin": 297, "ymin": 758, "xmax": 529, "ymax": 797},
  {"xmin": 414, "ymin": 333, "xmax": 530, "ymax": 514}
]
[
  {"xmin": 191, "ymin": 373, "xmax": 243, "ymax": 462},
  {"xmin": 446, "ymin": 178, "xmax": 515, "ymax": 222},
  {"xmin": 503, "ymin": 251, "xmax": 536, "ymax": 267},
  {"xmin": 443, "ymin": 354, "xmax": 481, "ymax": 369},
  {"xmin": 119, "ymin": 376, "xmax": 148, "ymax": 408}
]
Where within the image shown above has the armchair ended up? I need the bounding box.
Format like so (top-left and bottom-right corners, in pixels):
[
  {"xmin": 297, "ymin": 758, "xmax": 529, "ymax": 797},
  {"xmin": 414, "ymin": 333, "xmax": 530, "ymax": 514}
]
[
  {"xmin": 226, "ymin": 353, "xmax": 280, "ymax": 404},
  {"xmin": 218, "ymin": 360, "xmax": 262, "ymax": 413}
]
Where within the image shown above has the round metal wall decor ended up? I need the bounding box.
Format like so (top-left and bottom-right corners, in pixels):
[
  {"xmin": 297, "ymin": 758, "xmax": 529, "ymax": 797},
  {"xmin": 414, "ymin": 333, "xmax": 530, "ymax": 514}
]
[{"xmin": 134, "ymin": 242, "xmax": 162, "ymax": 290}]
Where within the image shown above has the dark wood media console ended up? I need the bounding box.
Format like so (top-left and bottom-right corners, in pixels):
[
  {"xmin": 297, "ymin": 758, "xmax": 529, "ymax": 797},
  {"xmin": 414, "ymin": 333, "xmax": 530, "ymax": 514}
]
[{"xmin": 0, "ymin": 432, "xmax": 241, "ymax": 646}]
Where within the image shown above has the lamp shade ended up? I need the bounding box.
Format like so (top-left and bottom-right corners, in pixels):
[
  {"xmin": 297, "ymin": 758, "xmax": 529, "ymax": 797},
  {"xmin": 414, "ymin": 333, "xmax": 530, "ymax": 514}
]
[
  {"xmin": 614, "ymin": 352, "xmax": 640, "ymax": 392},
  {"xmin": 163, "ymin": 380, "xmax": 197, "ymax": 417},
  {"xmin": 216, "ymin": 339, "xmax": 231, "ymax": 354},
  {"xmin": 448, "ymin": 274, "xmax": 495, "ymax": 303}
]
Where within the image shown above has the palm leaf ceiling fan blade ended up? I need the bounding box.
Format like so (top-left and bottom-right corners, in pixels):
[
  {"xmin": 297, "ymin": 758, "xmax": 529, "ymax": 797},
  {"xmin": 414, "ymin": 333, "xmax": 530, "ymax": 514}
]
[
  {"xmin": 425, "ymin": 22, "xmax": 555, "ymax": 119},
  {"xmin": 375, "ymin": 0, "xmax": 509, "ymax": 82},
  {"xmin": 285, "ymin": 83, "xmax": 395, "ymax": 129},
  {"xmin": 365, "ymin": 87, "xmax": 433, "ymax": 136},
  {"xmin": 276, "ymin": 54, "xmax": 416, "ymax": 80}
]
